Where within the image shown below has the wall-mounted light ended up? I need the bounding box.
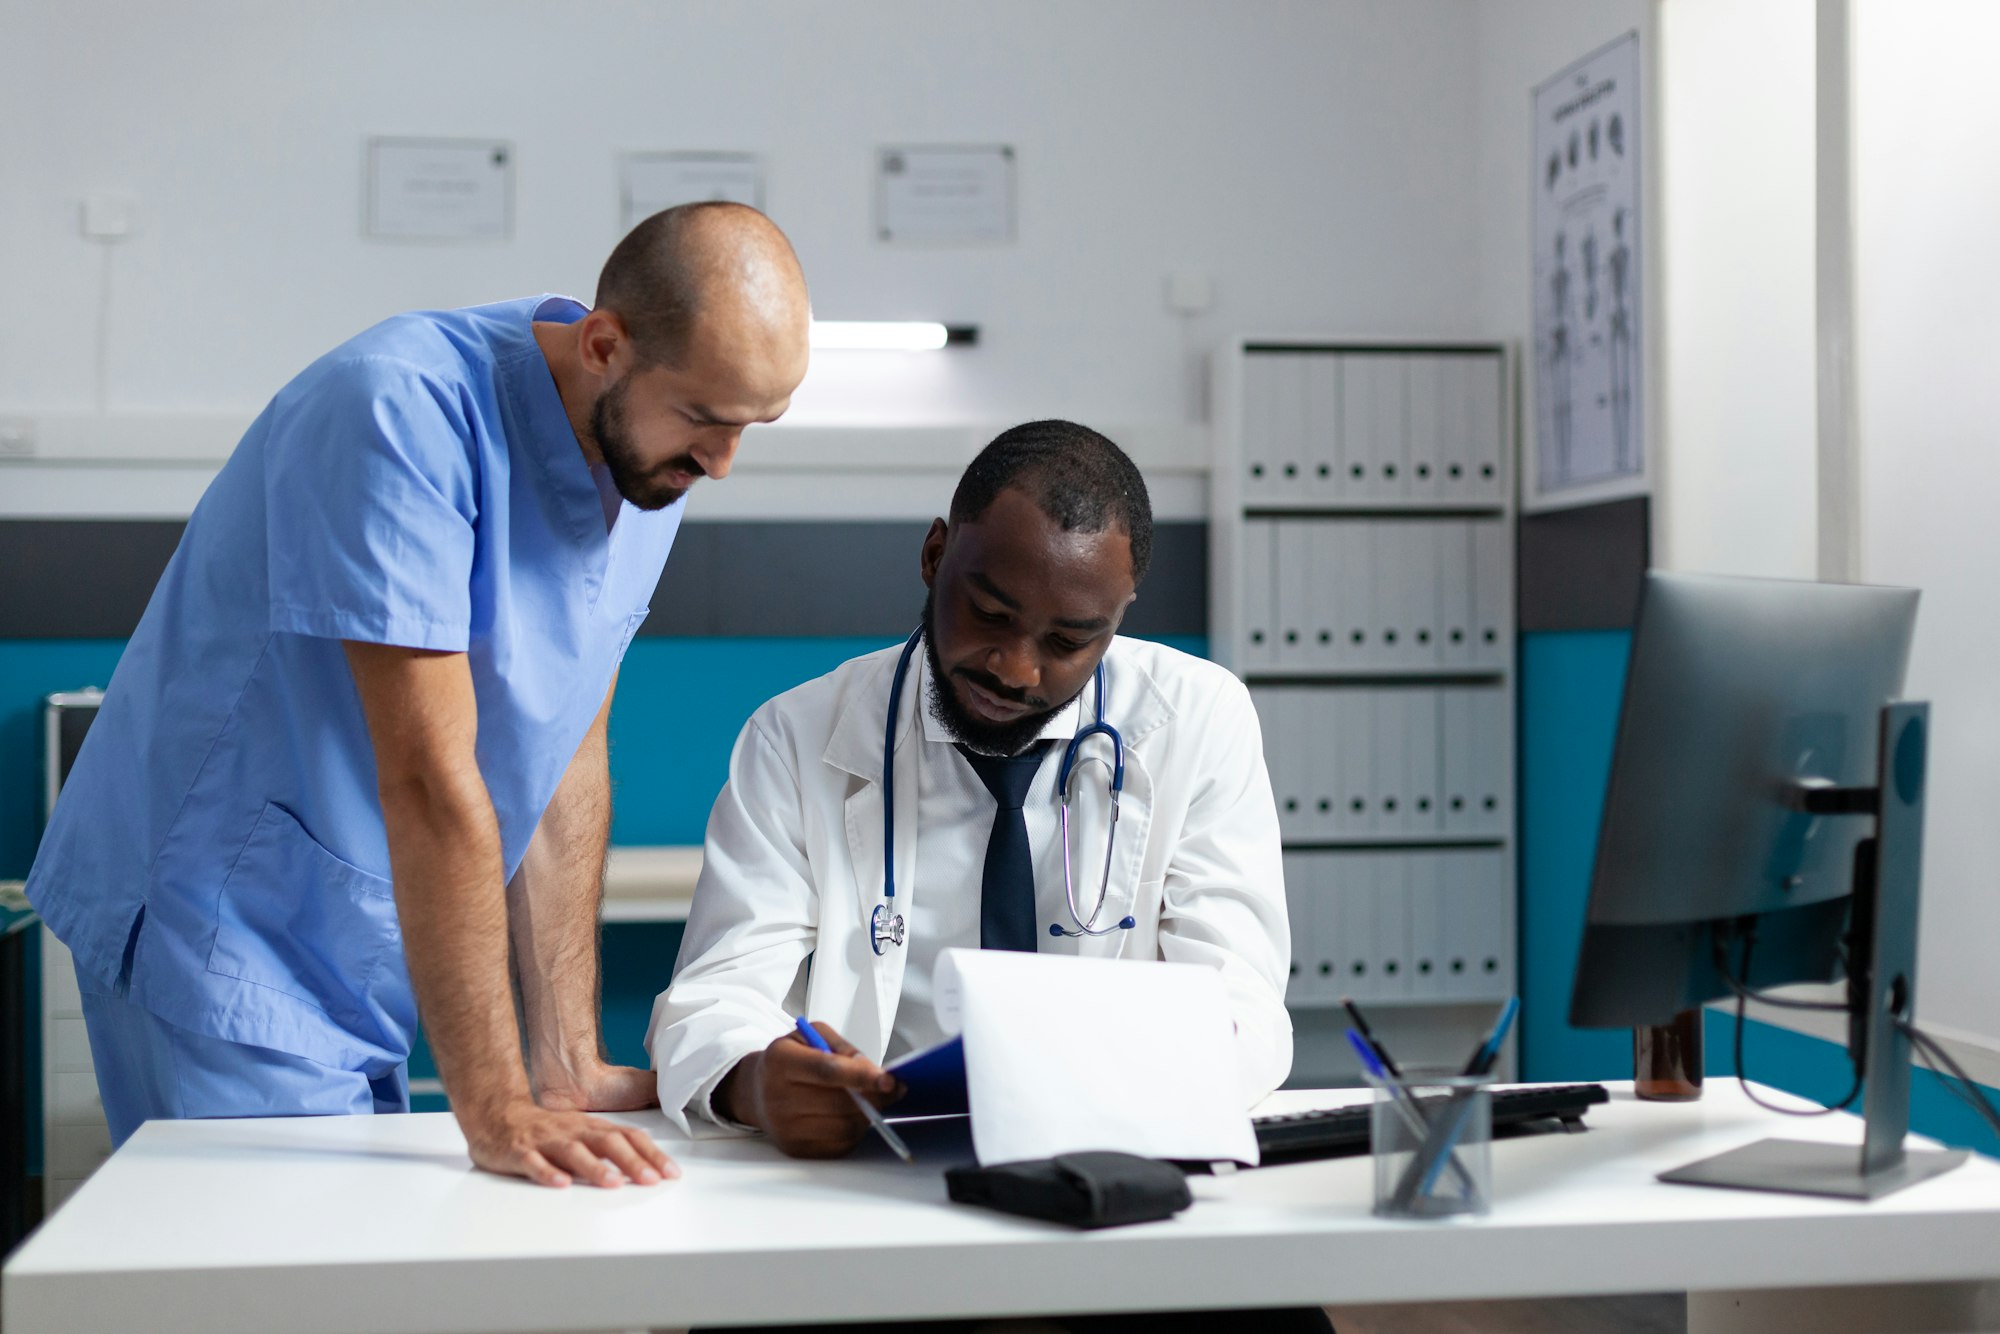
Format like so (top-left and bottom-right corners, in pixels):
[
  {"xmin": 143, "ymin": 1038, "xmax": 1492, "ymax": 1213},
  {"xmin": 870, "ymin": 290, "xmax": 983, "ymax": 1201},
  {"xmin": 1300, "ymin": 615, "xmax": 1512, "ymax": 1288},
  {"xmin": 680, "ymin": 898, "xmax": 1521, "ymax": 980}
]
[{"xmin": 809, "ymin": 321, "xmax": 979, "ymax": 351}]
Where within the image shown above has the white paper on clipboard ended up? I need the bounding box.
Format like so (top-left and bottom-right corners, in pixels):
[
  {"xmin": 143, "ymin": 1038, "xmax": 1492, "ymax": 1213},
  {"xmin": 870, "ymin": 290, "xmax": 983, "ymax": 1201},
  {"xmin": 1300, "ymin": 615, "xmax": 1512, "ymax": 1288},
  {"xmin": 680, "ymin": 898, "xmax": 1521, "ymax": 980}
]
[{"xmin": 933, "ymin": 949, "xmax": 1257, "ymax": 1167}]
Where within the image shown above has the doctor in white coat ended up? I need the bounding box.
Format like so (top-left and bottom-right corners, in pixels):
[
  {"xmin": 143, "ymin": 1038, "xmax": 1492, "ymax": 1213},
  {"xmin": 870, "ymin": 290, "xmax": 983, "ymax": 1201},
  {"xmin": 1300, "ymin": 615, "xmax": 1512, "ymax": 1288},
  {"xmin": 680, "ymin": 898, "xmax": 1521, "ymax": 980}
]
[{"xmin": 648, "ymin": 420, "xmax": 1291, "ymax": 1158}]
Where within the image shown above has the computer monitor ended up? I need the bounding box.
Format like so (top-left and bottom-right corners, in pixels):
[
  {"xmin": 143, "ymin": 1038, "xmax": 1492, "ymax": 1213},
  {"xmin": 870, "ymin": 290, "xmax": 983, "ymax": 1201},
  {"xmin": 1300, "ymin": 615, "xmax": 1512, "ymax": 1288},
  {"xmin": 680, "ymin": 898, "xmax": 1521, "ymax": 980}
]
[{"xmin": 1569, "ymin": 571, "xmax": 1966, "ymax": 1199}]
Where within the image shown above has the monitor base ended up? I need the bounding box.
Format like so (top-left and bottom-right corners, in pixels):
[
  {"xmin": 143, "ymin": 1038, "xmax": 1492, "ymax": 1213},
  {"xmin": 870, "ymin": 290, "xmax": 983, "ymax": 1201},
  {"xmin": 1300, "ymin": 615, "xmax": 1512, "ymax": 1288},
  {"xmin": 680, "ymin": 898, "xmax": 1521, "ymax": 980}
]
[{"xmin": 1660, "ymin": 1136, "xmax": 1968, "ymax": 1200}]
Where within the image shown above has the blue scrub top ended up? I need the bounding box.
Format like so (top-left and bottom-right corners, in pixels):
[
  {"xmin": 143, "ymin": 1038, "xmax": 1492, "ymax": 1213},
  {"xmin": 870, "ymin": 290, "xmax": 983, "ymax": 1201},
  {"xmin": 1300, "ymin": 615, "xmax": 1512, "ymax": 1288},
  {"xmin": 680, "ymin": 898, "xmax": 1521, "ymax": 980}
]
[{"xmin": 27, "ymin": 296, "xmax": 680, "ymax": 1070}]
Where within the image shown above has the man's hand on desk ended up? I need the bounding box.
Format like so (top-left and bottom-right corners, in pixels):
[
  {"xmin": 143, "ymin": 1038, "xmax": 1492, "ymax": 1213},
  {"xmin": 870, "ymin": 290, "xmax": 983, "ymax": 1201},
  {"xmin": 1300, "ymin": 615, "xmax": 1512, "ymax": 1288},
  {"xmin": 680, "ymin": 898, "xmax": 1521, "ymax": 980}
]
[
  {"xmin": 716, "ymin": 1023, "xmax": 903, "ymax": 1158},
  {"xmin": 460, "ymin": 1097, "xmax": 680, "ymax": 1190}
]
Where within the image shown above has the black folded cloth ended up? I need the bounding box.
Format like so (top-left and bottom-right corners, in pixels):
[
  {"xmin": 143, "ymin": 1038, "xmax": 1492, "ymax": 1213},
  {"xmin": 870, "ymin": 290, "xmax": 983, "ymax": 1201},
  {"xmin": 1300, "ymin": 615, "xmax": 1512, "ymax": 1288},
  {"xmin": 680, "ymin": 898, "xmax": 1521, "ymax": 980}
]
[{"xmin": 945, "ymin": 1150, "xmax": 1193, "ymax": 1229}]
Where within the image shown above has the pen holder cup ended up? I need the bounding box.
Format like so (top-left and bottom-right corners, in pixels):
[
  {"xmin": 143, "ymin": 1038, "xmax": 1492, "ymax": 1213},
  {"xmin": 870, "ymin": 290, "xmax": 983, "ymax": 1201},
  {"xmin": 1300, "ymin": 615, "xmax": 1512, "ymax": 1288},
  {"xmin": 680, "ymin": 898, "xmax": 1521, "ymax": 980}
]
[{"xmin": 1366, "ymin": 1071, "xmax": 1494, "ymax": 1220}]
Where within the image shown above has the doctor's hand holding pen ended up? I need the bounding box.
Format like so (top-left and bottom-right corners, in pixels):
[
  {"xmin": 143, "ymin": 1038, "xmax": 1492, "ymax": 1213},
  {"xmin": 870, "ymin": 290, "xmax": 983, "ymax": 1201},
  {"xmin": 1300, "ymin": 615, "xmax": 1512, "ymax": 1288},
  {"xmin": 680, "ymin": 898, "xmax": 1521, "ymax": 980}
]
[{"xmin": 714, "ymin": 1020, "xmax": 906, "ymax": 1158}]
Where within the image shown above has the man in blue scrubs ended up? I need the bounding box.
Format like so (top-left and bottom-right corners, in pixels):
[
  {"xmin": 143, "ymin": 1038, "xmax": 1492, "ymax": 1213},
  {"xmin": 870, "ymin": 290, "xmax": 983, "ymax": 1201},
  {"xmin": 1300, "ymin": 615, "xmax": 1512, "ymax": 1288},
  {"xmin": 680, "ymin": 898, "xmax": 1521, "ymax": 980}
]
[{"xmin": 26, "ymin": 202, "xmax": 811, "ymax": 1189}]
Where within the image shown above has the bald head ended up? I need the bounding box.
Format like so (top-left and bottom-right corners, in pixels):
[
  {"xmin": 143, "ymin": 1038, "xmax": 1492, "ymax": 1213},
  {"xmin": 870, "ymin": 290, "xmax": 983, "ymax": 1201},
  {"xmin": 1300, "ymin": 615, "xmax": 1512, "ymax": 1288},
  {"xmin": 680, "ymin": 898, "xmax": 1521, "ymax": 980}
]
[{"xmin": 594, "ymin": 202, "xmax": 810, "ymax": 370}]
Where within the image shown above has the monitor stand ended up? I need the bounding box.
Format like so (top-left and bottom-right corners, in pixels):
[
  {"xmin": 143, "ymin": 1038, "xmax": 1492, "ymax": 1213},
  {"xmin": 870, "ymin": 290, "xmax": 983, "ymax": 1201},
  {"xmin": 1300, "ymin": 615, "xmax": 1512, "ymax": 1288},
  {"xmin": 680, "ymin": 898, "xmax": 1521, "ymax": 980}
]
[{"xmin": 1658, "ymin": 701, "xmax": 1971, "ymax": 1201}]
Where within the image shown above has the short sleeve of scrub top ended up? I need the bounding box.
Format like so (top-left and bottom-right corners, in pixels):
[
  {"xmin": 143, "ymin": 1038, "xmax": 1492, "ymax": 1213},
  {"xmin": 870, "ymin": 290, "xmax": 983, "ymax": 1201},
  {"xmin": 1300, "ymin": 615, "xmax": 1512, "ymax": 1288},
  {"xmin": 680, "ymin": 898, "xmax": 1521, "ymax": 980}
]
[{"xmin": 263, "ymin": 357, "xmax": 479, "ymax": 651}]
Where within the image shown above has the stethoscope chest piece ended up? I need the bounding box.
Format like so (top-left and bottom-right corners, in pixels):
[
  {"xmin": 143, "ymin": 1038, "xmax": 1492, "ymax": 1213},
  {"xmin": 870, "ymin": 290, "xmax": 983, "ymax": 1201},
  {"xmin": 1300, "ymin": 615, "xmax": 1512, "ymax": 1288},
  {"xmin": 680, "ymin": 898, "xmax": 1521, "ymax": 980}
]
[{"xmin": 871, "ymin": 901, "xmax": 906, "ymax": 956}]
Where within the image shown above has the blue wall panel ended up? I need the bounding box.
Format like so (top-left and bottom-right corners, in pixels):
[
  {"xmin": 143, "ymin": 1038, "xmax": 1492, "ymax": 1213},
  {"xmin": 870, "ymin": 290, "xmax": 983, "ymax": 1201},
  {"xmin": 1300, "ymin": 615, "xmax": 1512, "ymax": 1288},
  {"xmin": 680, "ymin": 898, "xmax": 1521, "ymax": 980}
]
[{"xmin": 1518, "ymin": 629, "xmax": 1633, "ymax": 1083}]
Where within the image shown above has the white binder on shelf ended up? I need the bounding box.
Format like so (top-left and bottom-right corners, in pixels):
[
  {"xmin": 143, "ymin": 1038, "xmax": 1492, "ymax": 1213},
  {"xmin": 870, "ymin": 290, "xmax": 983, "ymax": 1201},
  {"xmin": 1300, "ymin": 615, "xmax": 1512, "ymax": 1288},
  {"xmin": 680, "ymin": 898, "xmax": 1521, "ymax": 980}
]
[
  {"xmin": 1367, "ymin": 522, "xmax": 1403, "ymax": 671},
  {"xmin": 1471, "ymin": 520, "xmax": 1509, "ymax": 669},
  {"xmin": 1307, "ymin": 853, "xmax": 1341, "ymax": 1002},
  {"xmin": 1338, "ymin": 689, "xmax": 1376, "ymax": 838},
  {"xmin": 1302, "ymin": 688, "xmax": 1339, "ymax": 840},
  {"xmin": 1290, "ymin": 690, "xmax": 1323, "ymax": 841},
  {"xmin": 1378, "ymin": 356, "xmax": 1412, "ymax": 501},
  {"xmin": 1407, "ymin": 688, "xmax": 1442, "ymax": 835},
  {"xmin": 1281, "ymin": 851, "xmax": 1315, "ymax": 1006},
  {"xmin": 1436, "ymin": 521, "xmax": 1475, "ymax": 669},
  {"xmin": 1370, "ymin": 689, "xmax": 1410, "ymax": 837},
  {"xmin": 1438, "ymin": 687, "xmax": 1474, "ymax": 838},
  {"xmin": 1395, "ymin": 521, "xmax": 1429, "ymax": 670},
  {"xmin": 1263, "ymin": 689, "xmax": 1304, "ymax": 840},
  {"xmin": 1479, "ymin": 850, "xmax": 1515, "ymax": 994},
  {"xmin": 1304, "ymin": 352, "xmax": 1342, "ymax": 504},
  {"xmin": 1338, "ymin": 356, "xmax": 1382, "ymax": 502},
  {"xmin": 1435, "ymin": 356, "xmax": 1471, "ymax": 505},
  {"xmin": 1334, "ymin": 522, "xmax": 1371, "ymax": 669},
  {"xmin": 1344, "ymin": 856, "xmax": 1376, "ymax": 1000},
  {"xmin": 1471, "ymin": 687, "xmax": 1508, "ymax": 839},
  {"xmin": 1276, "ymin": 520, "xmax": 1313, "ymax": 671},
  {"xmin": 1268, "ymin": 353, "xmax": 1308, "ymax": 500},
  {"xmin": 1465, "ymin": 353, "xmax": 1506, "ymax": 502},
  {"xmin": 1241, "ymin": 518, "xmax": 1277, "ymax": 672},
  {"xmin": 1404, "ymin": 355, "xmax": 1443, "ymax": 503},
  {"xmin": 1374, "ymin": 852, "xmax": 1412, "ymax": 1000},
  {"xmin": 1407, "ymin": 852, "xmax": 1444, "ymax": 999},
  {"xmin": 1242, "ymin": 353, "xmax": 1277, "ymax": 503},
  {"xmin": 1307, "ymin": 521, "xmax": 1339, "ymax": 670},
  {"xmin": 1408, "ymin": 519, "xmax": 1442, "ymax": 666},
  {"xmin": 1440, "ymin": 855, "xmax": 1475, "ymax": 999}
]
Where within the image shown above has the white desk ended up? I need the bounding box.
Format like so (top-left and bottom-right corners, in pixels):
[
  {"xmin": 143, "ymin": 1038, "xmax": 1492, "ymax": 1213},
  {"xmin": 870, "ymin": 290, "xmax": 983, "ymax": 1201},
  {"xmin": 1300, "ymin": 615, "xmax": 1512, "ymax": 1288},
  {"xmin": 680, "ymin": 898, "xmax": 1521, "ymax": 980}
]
[{"xmin": 5, "ymin": 1084, "xmax": 1998, "ymax": 1334}]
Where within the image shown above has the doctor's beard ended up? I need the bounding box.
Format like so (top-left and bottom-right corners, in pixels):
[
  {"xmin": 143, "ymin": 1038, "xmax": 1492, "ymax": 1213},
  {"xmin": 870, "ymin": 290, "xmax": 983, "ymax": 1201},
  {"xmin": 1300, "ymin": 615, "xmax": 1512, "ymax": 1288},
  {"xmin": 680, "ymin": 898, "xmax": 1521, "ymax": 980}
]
[
  {"xmin": 592, "ymin": 373, "xmax": 698, "ymax": 512},
  {"xmin": 920, "ymin": 590, "xmax": 1082, "ymax": 757}
]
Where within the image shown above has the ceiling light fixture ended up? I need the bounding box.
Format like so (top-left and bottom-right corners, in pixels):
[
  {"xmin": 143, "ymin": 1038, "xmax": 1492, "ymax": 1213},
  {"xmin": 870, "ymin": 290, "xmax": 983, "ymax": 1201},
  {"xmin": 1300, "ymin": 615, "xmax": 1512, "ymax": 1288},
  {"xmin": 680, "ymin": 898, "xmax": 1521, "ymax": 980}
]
[{"xmin": 809, "ymin": 321, "xmax": 979, "ymax": 351}]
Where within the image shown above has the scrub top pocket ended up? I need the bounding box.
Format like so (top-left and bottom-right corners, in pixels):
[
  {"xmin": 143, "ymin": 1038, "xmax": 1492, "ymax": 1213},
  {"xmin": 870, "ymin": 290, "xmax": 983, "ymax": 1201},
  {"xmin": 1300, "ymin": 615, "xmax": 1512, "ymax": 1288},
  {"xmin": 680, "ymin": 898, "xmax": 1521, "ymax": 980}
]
[{"xmin": 206, "ymin": 802, "xmax": 400, "ymax": 1027}]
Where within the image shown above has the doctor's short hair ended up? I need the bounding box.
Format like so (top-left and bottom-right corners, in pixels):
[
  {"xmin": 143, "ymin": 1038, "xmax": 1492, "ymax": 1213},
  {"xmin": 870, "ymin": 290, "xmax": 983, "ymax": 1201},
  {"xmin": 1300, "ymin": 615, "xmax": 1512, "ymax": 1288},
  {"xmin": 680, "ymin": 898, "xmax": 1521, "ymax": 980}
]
[{"xmin": 950, "ymin": 420, "xmax": 1154, "ymax": 584}]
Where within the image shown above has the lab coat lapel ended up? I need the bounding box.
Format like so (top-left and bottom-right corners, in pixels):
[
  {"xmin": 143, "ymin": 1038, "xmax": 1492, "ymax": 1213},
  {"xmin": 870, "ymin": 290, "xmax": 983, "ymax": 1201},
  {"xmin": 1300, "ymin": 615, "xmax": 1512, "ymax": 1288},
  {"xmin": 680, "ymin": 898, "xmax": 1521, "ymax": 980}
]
[{"xmin": 824, "ymin": 649, "xmax": 919, "ymax": 1059}]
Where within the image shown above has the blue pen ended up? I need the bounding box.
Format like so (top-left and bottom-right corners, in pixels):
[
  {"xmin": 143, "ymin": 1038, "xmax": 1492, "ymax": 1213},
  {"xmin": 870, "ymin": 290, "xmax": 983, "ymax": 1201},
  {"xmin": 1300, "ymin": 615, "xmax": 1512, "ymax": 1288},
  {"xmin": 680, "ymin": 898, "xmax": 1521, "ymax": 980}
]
[
  {"xmin": 1461, "ymin": 996, "xmax": 1521, "ymax": 1077},
  {"xmin": 793, "ymin": 1017, "xmax": 914, "ymax": 1164}
]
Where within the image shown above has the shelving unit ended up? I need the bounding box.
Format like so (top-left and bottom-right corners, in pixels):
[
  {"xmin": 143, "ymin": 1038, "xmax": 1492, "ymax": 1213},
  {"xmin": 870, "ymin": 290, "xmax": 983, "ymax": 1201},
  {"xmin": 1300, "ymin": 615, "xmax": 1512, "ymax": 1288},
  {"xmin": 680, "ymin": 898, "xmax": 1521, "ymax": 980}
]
[{"xmin": 1211, "ymin": 339, "xmax": 1518, "ymax": 1083}]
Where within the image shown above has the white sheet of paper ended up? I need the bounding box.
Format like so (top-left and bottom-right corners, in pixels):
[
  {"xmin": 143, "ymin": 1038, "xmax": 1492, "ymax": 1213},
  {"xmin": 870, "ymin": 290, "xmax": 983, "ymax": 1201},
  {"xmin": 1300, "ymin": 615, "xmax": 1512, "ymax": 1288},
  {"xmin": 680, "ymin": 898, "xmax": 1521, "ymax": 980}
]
[{"xmin": 934, "ymin": 949, "xmax": 1258, "ymax": 1167}]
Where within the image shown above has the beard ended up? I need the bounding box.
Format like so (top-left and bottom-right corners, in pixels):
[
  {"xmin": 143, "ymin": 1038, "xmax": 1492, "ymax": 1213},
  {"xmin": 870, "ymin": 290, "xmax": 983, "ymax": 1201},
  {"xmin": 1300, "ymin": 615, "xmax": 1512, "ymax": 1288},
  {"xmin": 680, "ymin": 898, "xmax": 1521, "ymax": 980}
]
[
  {"xmin": 591, "ymin": 374, "xmax": 699, "ymax": 512},
  {"xmin": 920, "ymin": 589, "xmax": 1079, "ymax": 756}
]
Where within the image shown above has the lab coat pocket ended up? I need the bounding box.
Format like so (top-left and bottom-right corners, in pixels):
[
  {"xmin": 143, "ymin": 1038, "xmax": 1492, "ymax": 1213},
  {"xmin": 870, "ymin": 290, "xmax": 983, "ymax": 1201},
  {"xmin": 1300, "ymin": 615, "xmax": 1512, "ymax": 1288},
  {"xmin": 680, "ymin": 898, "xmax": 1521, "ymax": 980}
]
[{"xmin": 206, "ymin": 802, "xmax": 399, "ymax": 1024}]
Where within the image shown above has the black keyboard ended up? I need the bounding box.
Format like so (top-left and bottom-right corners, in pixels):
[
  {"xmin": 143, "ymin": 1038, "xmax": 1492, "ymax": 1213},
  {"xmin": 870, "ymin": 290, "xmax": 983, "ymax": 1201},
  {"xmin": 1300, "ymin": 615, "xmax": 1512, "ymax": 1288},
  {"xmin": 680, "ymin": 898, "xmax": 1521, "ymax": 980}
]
[{"xmin": 1247, "ymin": 1082, "xmax": 1610, "ymax": 1166}]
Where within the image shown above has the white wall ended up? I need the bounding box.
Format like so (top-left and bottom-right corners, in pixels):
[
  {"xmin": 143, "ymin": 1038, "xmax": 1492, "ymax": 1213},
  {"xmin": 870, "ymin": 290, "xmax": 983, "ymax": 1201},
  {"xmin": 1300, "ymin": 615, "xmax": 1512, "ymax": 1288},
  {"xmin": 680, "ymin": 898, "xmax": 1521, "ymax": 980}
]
[
  {"xmin": 1653, "ymin": 0, "xmax": 1821, "ymax": 578},
  {"xmin": 0, "ymin": 0, "xmax": 1481, "ymax": 457},
  {"xmin": 1853, "ymin": 0, "xmax": 2000, "ymax": 1046}
]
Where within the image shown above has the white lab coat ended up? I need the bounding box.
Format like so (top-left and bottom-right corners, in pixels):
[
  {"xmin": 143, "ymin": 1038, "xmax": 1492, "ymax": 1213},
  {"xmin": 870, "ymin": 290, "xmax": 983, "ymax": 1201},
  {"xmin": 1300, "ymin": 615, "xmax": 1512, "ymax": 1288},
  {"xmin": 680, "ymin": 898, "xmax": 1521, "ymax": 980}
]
[{"xmin": 647, "ymin": 636, "xmax": 1292, "ymax": 1133}]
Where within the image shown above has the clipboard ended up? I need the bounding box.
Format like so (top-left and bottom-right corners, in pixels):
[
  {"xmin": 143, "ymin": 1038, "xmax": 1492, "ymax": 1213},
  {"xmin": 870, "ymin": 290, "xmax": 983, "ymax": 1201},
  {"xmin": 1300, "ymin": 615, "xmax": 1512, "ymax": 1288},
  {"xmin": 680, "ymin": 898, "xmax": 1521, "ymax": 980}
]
[{"xmin": 885, "ymin": 1035, "xmax": 967, "ymax": 1119}]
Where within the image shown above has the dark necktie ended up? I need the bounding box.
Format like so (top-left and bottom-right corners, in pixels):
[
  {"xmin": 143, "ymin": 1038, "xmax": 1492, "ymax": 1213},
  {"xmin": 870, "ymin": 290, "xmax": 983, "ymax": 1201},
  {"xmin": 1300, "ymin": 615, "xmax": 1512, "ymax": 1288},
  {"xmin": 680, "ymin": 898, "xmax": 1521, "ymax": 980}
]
[{"xmin": 956, "ymin": 742, "xmax": 1051, "ymax": 952}]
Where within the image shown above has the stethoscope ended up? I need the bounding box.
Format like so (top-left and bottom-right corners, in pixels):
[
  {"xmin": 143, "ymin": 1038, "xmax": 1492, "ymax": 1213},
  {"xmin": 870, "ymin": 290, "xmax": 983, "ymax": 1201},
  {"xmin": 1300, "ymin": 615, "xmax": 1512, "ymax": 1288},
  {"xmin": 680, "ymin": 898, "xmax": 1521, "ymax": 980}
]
[{"xmin": 871, "ymin": 628, "xmax": 1137, "ymax": 956}]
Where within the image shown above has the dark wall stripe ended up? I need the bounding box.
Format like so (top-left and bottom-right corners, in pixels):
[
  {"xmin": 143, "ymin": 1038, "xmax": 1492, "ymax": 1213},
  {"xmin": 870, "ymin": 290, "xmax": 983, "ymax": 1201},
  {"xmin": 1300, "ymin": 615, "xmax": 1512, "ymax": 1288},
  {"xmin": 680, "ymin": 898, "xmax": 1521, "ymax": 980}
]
[
  {"xmin": 1519, "ymin": 497, "xmax": 1650, "ymax": 632},
  {"xmin": 0, "ymin": 521, "xmax": 186, "ymax": 639},
  {"xmin": 0, "ymin": 519, "xmax": 1208, "ymax": 640}
]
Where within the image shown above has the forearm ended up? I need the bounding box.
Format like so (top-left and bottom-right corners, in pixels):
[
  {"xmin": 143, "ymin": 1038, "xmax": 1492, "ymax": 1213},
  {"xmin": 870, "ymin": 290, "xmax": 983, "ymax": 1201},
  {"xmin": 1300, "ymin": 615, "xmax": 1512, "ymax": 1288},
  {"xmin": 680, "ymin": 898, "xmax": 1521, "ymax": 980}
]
[
  {"xmin": 381, "ymin": 771, "xmax": 530, "ymax": 1123},
  {"xmin": 509, "ymin": 740, "xmax": 611, "ymax": 1097},
  {"xmin": 712, "ymin": 1053, "xmax": 761, "ymax": 1127}
]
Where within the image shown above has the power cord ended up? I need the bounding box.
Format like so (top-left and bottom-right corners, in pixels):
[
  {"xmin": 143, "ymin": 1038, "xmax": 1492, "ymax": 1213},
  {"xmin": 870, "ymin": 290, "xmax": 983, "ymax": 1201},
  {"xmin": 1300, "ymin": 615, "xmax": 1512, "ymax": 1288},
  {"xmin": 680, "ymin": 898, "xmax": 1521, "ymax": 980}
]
[
  {"xmin": 1710, "ymin": 927, "xmax": 2000, "ymax": 1140},
  {"xmin": 1712, "ymin": 931, "xmax": 1860, "ymax": 1116}
]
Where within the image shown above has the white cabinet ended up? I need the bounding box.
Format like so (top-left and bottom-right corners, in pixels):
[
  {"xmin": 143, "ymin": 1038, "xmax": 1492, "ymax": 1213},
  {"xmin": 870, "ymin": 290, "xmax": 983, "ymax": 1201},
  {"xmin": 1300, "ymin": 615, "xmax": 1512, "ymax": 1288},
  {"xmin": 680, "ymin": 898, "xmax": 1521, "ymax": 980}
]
[{"xmin": 1214, "ymin": 341, "xmax": 1518, "ymax": 1084}]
